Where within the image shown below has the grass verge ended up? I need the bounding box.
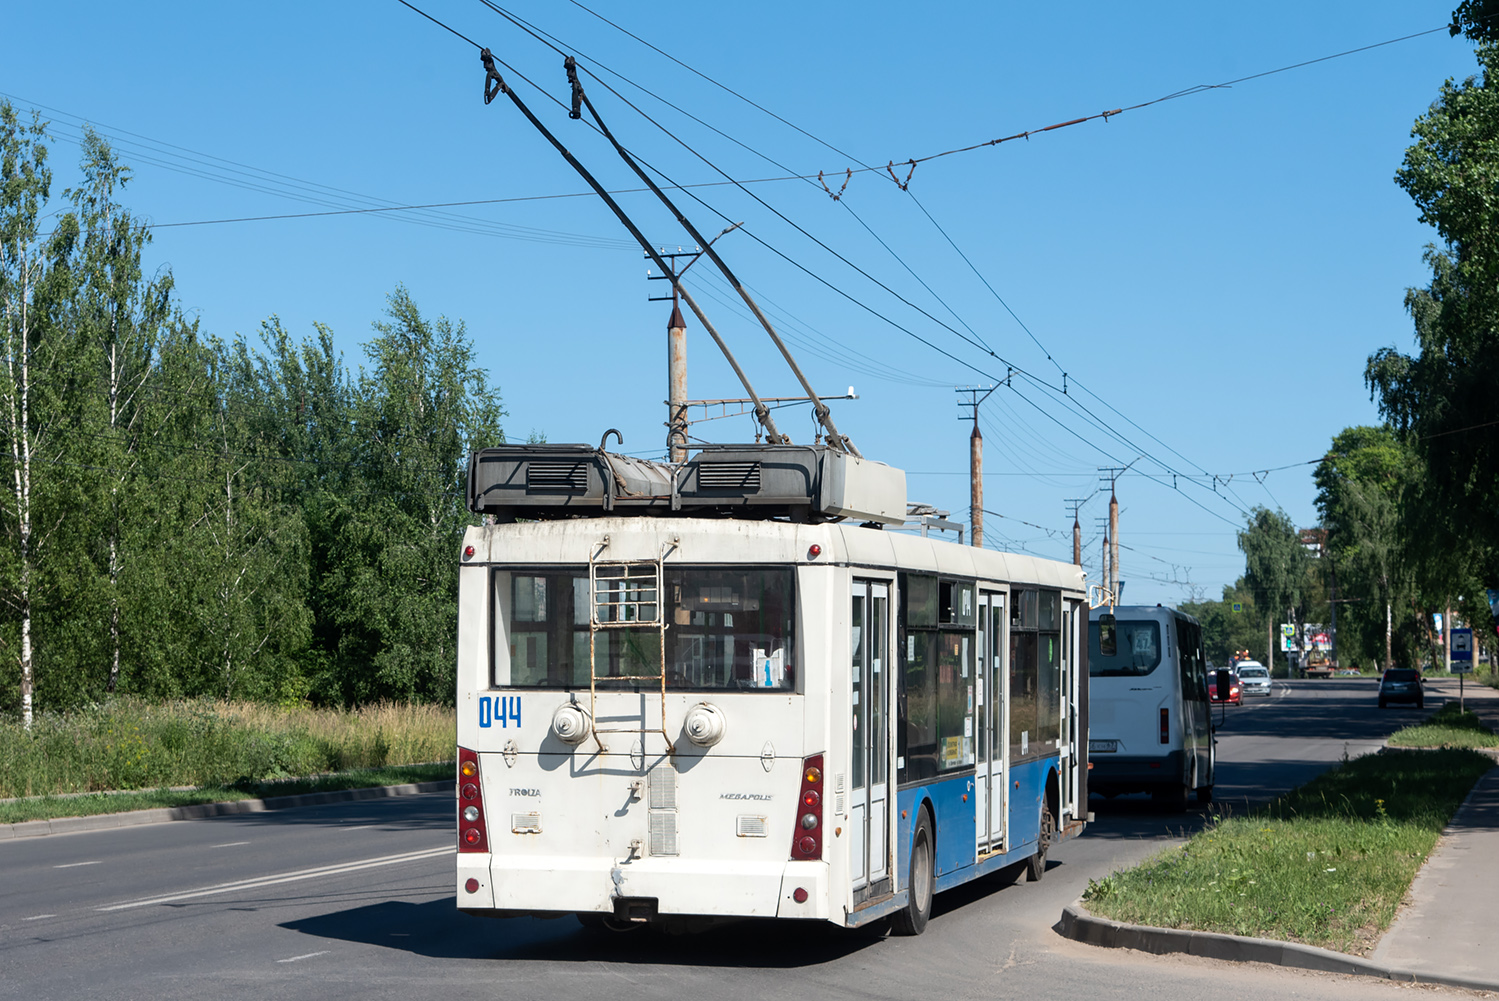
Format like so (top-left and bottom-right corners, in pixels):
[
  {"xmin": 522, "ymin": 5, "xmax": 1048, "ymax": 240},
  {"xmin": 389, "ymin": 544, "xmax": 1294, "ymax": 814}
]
[
  {"xmin": 1387, "ymin": 701, "xmax": 1499, "ymax": 749},
  {"xmin": 0, "ymin": 698, "xmax": 454, "ymax": 799},
  {"xmin": 0, "ymin": 761, "xmax": 453, "ymax": 825},
  {"xmin": 1082, "ymin": 748, "xmax": 1494, "ymax": 954}
]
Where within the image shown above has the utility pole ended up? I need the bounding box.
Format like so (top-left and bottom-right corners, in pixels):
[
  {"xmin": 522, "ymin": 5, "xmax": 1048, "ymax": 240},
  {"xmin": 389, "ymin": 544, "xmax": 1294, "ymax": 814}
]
[
  {"xmin": 648, "ymin": 248, "xmax": 700, "ymax": 462},
  {"xmin": 1099, "ymin": 467, "xmax": 1125, "ymax": 599},
  {"xmin": 1101, "ymin": 528, "xmax": 1111, "ymax": 603},
  {"xmin": 1065, "ymin": 498, "xmax": 1087, "ymax": 566},
  {"xmin": 957, "ymin": 386, "xmax": 998, "ymax": 548}
]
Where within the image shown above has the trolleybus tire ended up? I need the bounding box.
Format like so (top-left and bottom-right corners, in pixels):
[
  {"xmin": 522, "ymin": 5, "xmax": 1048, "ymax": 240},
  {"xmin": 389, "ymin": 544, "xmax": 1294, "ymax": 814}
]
[
  {"xmin": 892, "ymin": 808, "xmax": 934, "ymax": 936},
  {"xmin": 1026, "ymin": 802, "xmax": 1053, "ymax": 883}
]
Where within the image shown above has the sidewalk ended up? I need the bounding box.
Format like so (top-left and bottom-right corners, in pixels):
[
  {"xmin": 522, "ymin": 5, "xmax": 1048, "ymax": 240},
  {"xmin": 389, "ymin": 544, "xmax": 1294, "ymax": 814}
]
[
  {"xmin": 1060, "ymin": 679, "xmax": 1499, "ymax": 992},
  {"xmin": 1369, "ymin": 677, "xmax": 1499, "ymax": 986}
]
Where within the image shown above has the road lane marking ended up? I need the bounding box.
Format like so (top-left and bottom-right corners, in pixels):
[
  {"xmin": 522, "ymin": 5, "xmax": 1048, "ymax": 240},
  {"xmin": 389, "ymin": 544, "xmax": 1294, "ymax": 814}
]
[
  {"xmin": 212, "ymin": 842, "xmax": 251, "ymax": 848},
  {"xmin": 54, "ymin": 861, "xmax": 103, "ymax": 868},
  {"xmin": 276, "ymin": 951, "xmax": 330, "ymax": 964},
  {"xmin": 96, "ymin": 845, "xmax": 455, "ymax": 911},
  {"xmin": 22, "ymin": 914, "xmax": 56, "ymax": 921}
]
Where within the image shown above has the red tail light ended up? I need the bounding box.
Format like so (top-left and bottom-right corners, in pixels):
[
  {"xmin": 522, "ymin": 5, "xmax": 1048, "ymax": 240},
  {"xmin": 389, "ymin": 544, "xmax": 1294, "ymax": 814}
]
[
  {"xmin": 790, "ymin": 755, "xmax": 824, "ymax": 860},
  {"xmin": 458, "ymin": 746, "xmax": 489, "ymax": 853},
  {"xmin": 1159, "ymin": 708, "xmax": 1169, "ymax": 745}
]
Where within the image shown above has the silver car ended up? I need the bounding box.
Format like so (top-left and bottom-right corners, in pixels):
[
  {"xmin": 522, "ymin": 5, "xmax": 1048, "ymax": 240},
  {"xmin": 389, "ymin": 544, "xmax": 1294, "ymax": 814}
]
[{"xmin": 1236, "ymin": 662, "xmax": 1271, "ymax": 696}]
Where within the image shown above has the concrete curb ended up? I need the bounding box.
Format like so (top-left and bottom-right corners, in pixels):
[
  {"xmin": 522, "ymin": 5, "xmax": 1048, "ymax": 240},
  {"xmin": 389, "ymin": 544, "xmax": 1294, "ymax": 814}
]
[
  {"xmin": 1058, "ymin": 899, "xmax": 1499, "ymax": 994},
  {"xmin": 0, "ymin": 779, "xmax": 455, "ymax": 841}
]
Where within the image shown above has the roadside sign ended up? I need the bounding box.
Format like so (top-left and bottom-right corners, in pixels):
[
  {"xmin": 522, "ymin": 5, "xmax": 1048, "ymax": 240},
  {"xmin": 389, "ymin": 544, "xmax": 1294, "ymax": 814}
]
[
  {"xmin": 1452, "ymin": 627, "xmax": 1473, "ymax": 663},
  {"xmin": 1232, "ymin": 602, "xmax": 1243, "ymax": 612}
]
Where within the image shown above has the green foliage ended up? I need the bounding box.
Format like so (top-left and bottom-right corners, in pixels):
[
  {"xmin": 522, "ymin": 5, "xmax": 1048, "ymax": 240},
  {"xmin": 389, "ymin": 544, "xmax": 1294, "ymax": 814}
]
[
  {"xmin": 0, "ymin": 698, "xmax": 454, "ymax": 798},
  {"xmin": 1084, "ymin": 748, "xmax": 1492, "ymax": 954},
  {"xmin": 1370, "ymin": 45, "xmax": 1499, "ymax": 617},
  {"xmin": 1452, "ymin": 0, "xmax": 1499, "ymax": 41},
  {"xmin": 1177, "ymin": 579, "xmax": 1265, "ymax": 665},
  {"xmin": 0, "ymin": 108, "xmax": 509, "ymax": 715},
  {"xmin": 1388, "ymin": 700, "xmax": 1499, "ymax": 748},
  {"xmin": 1237, "ymin": 507, "xmax": 1324, "ymax": 668}
]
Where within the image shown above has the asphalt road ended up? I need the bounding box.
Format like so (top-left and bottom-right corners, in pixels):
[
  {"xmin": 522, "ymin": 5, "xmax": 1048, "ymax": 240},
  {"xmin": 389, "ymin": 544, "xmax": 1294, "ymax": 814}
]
[{"xmin": 1, "ymin": 678, "xmax": 1470, "ymax": 1000}]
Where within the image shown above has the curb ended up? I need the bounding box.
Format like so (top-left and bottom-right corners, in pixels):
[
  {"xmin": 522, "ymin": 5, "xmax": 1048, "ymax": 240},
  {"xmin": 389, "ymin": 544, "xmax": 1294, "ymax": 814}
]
[
  {"xmin": 1058, "ymin": 899, "xmax": 1499, "ymax": 994},
  {"xmin": 0, "ymin": 779, "xmax": 455, "ymax": 841}
]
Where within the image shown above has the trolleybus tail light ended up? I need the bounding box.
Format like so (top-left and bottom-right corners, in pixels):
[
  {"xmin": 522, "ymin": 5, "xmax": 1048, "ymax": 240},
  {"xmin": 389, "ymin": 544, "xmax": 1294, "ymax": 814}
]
[
  {"xmin": 457, "ymin": 746, "xmax": 489, "ymax": 853},
  {"xmin": 790, "ymin": 754, "xmax": 825, "ymax": 860},
  {"xmin": 807, "ymin": 544, "xmax": 821, "ymax": 560},
  {"xmin": 1159, "ymin": 708, "xmax": 1169, "ymax": 745},
  {"xmin": 462, "ymin": 545, "xmax": 476, "ymax": 561}
]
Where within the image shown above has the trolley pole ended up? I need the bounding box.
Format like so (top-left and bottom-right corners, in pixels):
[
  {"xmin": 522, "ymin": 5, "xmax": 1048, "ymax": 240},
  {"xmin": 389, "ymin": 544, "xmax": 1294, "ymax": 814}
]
[{"xmin": 957, "ymin": 386, "xmax": 998, "ymax": 548}]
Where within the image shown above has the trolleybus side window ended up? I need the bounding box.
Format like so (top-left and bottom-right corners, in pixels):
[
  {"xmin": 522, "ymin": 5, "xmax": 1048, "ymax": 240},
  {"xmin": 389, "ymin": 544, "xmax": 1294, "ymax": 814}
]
[
  {"xmin": 1010, "ymin": 588, "xmax": 1039, "ymax": 759},
  {"xmin": 898, "ymin": 573, "xmax": 975, "ymax": 781},
  {"xmin": 1036, "ymin": 589, "xmax": 1062, "ymax": 751},
  {"xmin": 493, "ymin": 567, "xmax": 795, "ymax": 691}
]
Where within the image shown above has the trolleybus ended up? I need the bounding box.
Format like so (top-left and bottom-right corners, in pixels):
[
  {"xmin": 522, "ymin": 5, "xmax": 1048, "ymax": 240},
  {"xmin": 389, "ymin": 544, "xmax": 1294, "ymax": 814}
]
[{"xmin": 454, "ymin": 443, "xmax": 1089, "ymax": 934}]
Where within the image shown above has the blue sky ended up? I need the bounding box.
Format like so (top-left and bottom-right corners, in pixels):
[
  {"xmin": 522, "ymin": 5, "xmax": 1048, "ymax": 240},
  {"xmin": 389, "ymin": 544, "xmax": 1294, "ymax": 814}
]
[{"xmin": 2, "ymin": 1, "xmax": 1477, "ymax": 606}]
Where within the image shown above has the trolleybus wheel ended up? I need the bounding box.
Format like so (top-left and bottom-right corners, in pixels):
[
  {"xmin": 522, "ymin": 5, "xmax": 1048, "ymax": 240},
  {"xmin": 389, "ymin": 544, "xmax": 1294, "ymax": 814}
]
[
  {"xmin": 1026, "ymin": 802, "xmax": 1054, "ymax": 882},
  {"xmin": 892, "ymin": 808, "xmax": 934, "ymax": 936}
]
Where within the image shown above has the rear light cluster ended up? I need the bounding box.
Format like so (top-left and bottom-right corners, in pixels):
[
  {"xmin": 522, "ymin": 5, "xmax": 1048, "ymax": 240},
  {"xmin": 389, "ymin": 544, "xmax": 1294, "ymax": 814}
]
[
  {"xmin": 458, "ymin": 746, "xmax": 489, "ymax": 853},
  {"xmin": 1159, "ymin": 708, "xmax": 1170, "ymax": 745},
  {"xmin": 789, "ymin": 754, "xmax": 824, "ymax": 860}
]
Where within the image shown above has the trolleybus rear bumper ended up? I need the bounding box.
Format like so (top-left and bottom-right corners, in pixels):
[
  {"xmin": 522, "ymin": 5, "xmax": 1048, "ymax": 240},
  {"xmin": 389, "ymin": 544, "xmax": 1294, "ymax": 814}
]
[{"xmin": 459, "ymin": 855, "xmax": 831, "ymax": 921}]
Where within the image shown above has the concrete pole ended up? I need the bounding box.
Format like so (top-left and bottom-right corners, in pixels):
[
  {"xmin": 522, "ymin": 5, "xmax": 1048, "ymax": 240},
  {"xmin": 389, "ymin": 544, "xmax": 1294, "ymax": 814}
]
[
  {"xmin": 970, "ymin": 420, "xmax": 983, "ymax": 548},
  {"xmin": 1108, "ymin": 487, "xmax": 1120, "ymax": 599},
  {"xmin": 1101, "ymin": 530, "xmax": 1111, "ymax": 602},
  {"xmin": 1072, "ymin": 513, "xmax": 1082, "ymax": 566},
  {"xmin": 1268, "ymin": 617, "xmax": 1274, "ymax": 676},
  {"xmin": 667, "ymin": 296, "xmax": 688, "ymax": 463}
]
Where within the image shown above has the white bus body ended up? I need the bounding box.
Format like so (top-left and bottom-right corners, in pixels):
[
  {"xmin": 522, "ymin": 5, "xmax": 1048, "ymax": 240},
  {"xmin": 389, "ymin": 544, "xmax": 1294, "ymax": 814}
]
[
  {"xmin": 454, "ymin": 446, "xmax": 1088, "ymax": 933},
  {"xmin": 1085, "ymin": 605, "xmax": 1213, "ymax": 804}
]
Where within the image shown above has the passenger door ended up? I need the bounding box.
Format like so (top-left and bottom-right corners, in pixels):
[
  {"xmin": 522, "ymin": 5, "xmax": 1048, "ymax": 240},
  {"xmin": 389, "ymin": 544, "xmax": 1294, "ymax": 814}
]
[
  {"xmin": 975, "ymin": 591, "xmax": 1007, "ymax": 853},
  {"xmin": 851, "ymin": 580, "xmax": 891, "ymax": 894}
]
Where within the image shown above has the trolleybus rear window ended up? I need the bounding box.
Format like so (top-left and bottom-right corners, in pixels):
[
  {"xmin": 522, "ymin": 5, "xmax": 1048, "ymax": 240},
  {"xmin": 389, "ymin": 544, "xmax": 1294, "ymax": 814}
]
[
  {"xmin": 1088, "ymin": 619, "xmax": 1162, "ymax": 676},
  {"xmin": 495, "ymin": 567, "xmax": 795, "ymax": 691}
]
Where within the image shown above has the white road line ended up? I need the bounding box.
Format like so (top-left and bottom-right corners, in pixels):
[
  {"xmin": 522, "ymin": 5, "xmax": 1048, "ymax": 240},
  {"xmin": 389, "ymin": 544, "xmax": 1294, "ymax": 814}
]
[
  {"xmin": 96, "ymin": 845, "xmax": 454, "ymax": 912},
  {"xmin": 54, "ymin": 860, "xmax": 103, "ymax": 868},
  {"xmin": 212, "ymin": 842, "xmax": 250, "ymax": 848},
  {"xmin": 276, "ymin": 951, "xmax": 330, "ymax": 964},
  {"xmin": 339, "ymin": 826, "xmax": 373, "ymax": 832},
  {"xmin": 22, "ymin": 914, "xmax": 56, "ymax": 921}
]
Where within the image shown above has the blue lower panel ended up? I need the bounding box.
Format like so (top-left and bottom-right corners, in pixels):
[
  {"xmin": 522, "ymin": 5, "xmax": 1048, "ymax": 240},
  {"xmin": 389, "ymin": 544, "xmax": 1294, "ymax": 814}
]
[{"xmin": 894, "ymin": 755, "xmax": 1061, "ymax": 895}]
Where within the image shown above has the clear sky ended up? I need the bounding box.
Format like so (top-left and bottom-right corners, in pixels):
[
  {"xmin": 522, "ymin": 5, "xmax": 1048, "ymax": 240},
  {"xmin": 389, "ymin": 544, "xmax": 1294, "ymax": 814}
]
[{"xmin": 1, "ymin": 1, "xmax": 1478, "ymax": 606}]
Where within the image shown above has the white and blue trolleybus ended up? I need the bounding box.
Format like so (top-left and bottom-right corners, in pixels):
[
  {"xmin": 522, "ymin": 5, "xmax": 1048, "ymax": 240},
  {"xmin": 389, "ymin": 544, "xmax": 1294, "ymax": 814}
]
[{"xmin": 454, "ymin": 443, "xmax": 1089, "ymax": 934}]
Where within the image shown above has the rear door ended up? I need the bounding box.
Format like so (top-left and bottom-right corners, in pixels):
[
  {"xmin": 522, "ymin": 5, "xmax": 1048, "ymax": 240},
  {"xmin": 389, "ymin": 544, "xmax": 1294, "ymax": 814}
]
[
  {"xmin": 851, "ymin": 580, "xmax": 891, "ymax": 896},
  {"xmin": 975, "ymin": 591, "xmax": 1007, "ymax": 853}
]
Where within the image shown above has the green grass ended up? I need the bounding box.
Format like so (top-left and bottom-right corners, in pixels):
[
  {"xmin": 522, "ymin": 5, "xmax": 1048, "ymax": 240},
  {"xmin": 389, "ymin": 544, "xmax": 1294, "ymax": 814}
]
[
  {"xmin": 1387, "ymin": 701, "xmax": 1499, "ymax": 749},
  {"xmin": 1082, "ymin": 748, "xmax": 1494, "ymax": 954},
  {"xmin": 0, "ymin": 698, "xmax": 454, "ymax": 799},
  {"xmin": 0, "ymin": 761, "xmax": 453, "ymax": 825}
]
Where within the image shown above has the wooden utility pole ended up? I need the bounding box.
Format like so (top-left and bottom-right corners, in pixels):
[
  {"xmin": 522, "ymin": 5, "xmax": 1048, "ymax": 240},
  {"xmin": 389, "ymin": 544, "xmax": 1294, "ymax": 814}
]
[{"xmin": 957, "ymin": 387, "xmax": 998, "ymax": 548}]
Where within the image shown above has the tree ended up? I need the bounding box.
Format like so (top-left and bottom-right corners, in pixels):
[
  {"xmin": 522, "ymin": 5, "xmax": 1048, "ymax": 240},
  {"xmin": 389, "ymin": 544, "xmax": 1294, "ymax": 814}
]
[
  {"xmin": 1238, "ymin": 507, "xmax": 1316, "ymax": 675},
  {"xmin": 1370, "ymin": 44, "xmax": 1499, "ymax": 593},
  {"xmin": 1451, "ymin": 1, "xmax": 1499, "ymax": 42},
  {"xmin": 1177, "ymin": 579, "xmax": 1264, "ymax": 665}
]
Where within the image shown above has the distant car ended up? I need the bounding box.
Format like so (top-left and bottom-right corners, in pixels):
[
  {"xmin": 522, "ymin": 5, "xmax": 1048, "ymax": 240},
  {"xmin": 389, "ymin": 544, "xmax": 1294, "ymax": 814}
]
[
  {"xmin": 1209, "ymin": 670, "xmax": 1242, "ymax": 705},
  {"xmin": 1236, "ymin": 662, "xmax": 1271, "ymax": 696},
  {"xmin": 1378, "ymin": 668, "xmax": 1424, "ymax": 709}
]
